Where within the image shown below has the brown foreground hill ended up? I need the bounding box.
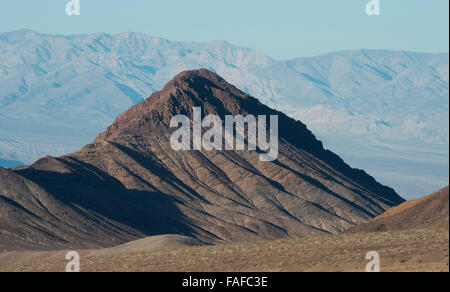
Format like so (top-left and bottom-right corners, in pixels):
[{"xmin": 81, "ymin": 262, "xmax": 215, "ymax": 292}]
[
  {"xmin": 0, "ymin": 69, "xmax": 404, "ymax": 251},
  {"xmin": 347, "ymin": 186, "xmax": 449, "ymax": 233}
]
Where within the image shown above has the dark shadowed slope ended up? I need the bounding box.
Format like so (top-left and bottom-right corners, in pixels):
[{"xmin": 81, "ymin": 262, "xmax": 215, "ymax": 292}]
[
  {"xmin": 347, "ymin": 186, "xmax": 449, "ymax": 233},
  {"xmin": 0, "ymin": 69, "xmax": 404, "ymax": 251}
]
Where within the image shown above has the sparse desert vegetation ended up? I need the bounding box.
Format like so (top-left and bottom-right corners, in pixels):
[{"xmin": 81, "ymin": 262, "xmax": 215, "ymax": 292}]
[{"xmin": 1, "ymin": 228, "xmax": 448, "ymax": 272}]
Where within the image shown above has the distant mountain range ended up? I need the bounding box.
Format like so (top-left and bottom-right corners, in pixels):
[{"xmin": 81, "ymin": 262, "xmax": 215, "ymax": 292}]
[
  {"xmin": 0, "ymin": 69, "xmax": 404, "ymax": 251},
  {"xmin": 0, "ymin": 30, "xmax": 448, "ymax": 198}
]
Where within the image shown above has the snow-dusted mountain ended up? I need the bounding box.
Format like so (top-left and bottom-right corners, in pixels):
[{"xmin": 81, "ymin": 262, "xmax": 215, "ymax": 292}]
[{"xmin": 0, "ymin": 29, "xmax": 448, "ymax": 198}]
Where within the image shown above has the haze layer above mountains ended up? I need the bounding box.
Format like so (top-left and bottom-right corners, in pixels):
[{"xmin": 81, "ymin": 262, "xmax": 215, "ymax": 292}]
[
  {"xmin": 0, "ymin": 30, "xmax": 448, "ymax": 198},
  {"xmin": 0, "ymin": 69, "xmax": 404, "ymax": 251}
]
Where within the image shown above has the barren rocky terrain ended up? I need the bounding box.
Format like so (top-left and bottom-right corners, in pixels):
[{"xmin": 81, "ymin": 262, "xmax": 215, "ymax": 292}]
[
  {"xmin": 1, "ymin": 183, "xmax": 447, "ymax": 272},
  {"xmin": 0, "ymin": 69, "xmax": 403, "ymax": 251}
]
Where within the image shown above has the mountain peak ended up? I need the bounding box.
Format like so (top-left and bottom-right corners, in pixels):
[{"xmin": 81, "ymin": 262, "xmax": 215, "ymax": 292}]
[
  {"xmin": 96, "ymin": 68, "xmax": 259, "ymax": 140},
  {"xmin": 163, "ymin": 68, "xmax": 244, "ymax": 98},
  {"xmin": 1, "ymin": 69, "xmax": 405, "ymax": 250},
  {"xmin": 96, "ymin": 70, "xmax": 402, "ymax": 208},
  {"xmin": 171, "ymin": 68, "xmax": 221, "ymax": 80}
]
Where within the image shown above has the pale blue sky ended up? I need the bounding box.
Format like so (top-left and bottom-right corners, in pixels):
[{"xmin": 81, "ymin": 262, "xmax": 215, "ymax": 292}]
[{"xmin": 0, "ymin": 0, "xmax": 448, "ymax": 60}]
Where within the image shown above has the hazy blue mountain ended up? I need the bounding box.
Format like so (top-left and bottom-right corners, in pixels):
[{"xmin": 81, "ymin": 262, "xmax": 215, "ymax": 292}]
[
  {"xmin": 0, "ymin": 157, "xmax": 23, "ymax": 168},
  {"xmin": 0, "ymin": 30, "xmax": 448, "ymax": 198}
]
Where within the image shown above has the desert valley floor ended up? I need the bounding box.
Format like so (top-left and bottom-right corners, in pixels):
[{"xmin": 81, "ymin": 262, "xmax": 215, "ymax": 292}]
[{"xmin": 0, "ymin": 228, "xmax": 448, "ymax": 272}]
